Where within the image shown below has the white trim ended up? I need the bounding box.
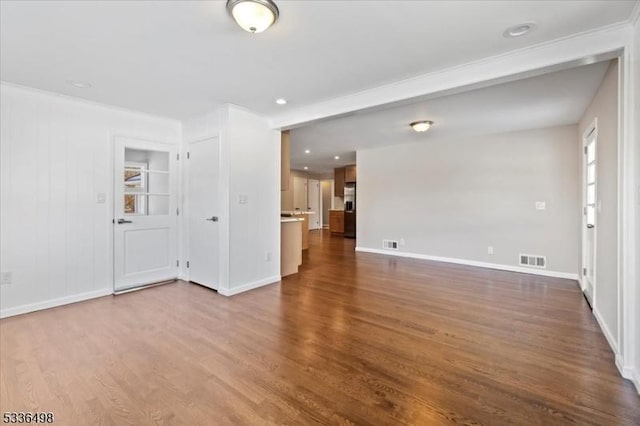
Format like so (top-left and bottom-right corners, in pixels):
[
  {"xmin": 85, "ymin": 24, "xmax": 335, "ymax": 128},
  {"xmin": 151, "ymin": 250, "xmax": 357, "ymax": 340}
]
[
  {"xmin": 0, "ymin": 81, "xmax": 181, "ymax": 124},
  {"xmin": 354, "ymin": 247, "xmax": 579, "ymax": 280},
  {"xmin": 581, "ymin": 118, "xmax": 598, "ymax": 307},
  {"xmin": 617, "ymin": 27, "xmax": 639, "ymax": 387},
  {"xmin": 594, "ymin": 307, "xmax": 620, "ymax": 354},
  {"xmin": 217, "ymin": 275, "xmax": 281, "ymax": 297},
  {"xmin": 0, "ymin": 288, "xmax": 112, "ymax": 319}
]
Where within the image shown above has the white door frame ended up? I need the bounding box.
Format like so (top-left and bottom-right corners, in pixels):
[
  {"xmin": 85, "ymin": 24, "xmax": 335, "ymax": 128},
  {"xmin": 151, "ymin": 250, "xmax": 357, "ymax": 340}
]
[{"xmin": 581, "ymin": 119, "xmax": 598, "ymax": 306}]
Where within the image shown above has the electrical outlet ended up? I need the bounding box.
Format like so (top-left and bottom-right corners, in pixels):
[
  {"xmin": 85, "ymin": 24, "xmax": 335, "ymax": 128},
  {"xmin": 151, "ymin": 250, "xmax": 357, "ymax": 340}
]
[
  {"xmin": 1, "ymin": 271, "xmax": 12, "ymax": 285},
  {"xmin": 239, "ymin": 194, "xmax": 248, "ymax": 204},
  {"xmin": 488, "ymin": 246, "xmax": 494, "ymax": 255},
  {"xmin": 265, "ymin": 252, "xmax": 272, "ymax": 262},
  {"xmin": 400, "ymin": 238, "xmax": 406, "ymax": 246}
]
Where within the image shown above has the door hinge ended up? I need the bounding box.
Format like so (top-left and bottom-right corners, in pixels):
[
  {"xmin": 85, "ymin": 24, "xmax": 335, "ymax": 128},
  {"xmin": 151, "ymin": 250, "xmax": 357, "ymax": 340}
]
[
  {"xmin": 176, "ymin": 208, "xmax": 180, "ymax": 216},
  {"xmin": 176, "ymin": 260, "xmax": 179, "ymax": 267},
  {"xmin": 583, "ymin": 267, "xmax": 587, "ymax": 275},
  {"xmin": 584, "ymin": 146, "xmax": 588, "ymax": 154},
  {"xmin": 186, "ymin": 261, "xmax": 190, "ymax": 268},
  {"xmin": 187, "ymin": 152, "xmax": 190, "ymax": 159},
  {"xmin": 177, "ymin": 153, "xmax": 180, "ymax": 160},
  {"xmin": 583, "ymin": 206, "xmax": 587, "ymax": 215}
]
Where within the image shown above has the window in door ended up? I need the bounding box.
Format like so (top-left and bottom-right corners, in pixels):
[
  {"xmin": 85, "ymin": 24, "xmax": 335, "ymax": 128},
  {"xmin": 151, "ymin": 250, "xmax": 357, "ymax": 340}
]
[
  {"xmin": 124, "ymin": 148, "xmax": 170, "ymax": 216},
  {"xmin": 585, "ymin": 140, "xmax": 596, "ymax": 227}
]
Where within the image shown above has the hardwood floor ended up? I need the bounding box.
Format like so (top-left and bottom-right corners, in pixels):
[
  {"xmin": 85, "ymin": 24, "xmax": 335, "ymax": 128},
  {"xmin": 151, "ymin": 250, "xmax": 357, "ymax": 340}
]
[{"xmin": 1, "ymin": 230, "xmax": 638, "ymax": 425}]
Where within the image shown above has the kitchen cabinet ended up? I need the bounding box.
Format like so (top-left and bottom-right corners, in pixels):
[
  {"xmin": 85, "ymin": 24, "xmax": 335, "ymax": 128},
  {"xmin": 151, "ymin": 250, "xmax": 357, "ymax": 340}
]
[
  {"xmin": 329, "ymin": 210, "xmax": 344, "ymax": 234},
  {"xmin": 345, "ymin": 164, "xmax": 356, "ymax": 183},
  {"xmin": 334, "ymin": 167, "xmax": 345, "ymax": 197},
  {"xmin": 281, "ymin": 131, "xmax": 291, "ymax": 191}
]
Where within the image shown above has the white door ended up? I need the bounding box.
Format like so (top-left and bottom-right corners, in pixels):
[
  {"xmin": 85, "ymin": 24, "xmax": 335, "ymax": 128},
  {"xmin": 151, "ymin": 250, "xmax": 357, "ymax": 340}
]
[
  {"xmin": 187, "ymin": 137, "xmax": 219, "ymax": 290},
  {"xmin": 582, "ymin": 126, "xmax": 597, "ymax": 305},
  {"xmin": 114, "ymin": 137, "xmax": 178, "ymax": 292},
  {"xmin": 307, "ymin": 179, "xmax": 321, "ymax": 229}
]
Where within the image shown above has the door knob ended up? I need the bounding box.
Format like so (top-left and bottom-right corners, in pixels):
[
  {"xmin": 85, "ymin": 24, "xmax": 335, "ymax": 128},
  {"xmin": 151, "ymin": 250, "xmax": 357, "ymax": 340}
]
[
  {"xmin": 117, "ymin": 218, "xmax": 133, "ymax": 224},
  {"xmin": 206, "ymin": 216, "xmax": 219, "ymax": 222}
]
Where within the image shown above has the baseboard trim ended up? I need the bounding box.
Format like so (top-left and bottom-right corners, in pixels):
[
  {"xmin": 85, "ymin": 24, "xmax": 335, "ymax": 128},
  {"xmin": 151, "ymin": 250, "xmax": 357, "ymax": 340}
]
[
  {"xmin": 218, "ymin": 275, "xmax": 281, "ymax": 297},
  {"xmin": 354, "ymin": 247, "xmax": 579, "ymax": 280},
  {"xmin": 593, "ymin": 307, "xmax": 620, "ymax": 355},
  {"xmin": 0, "ymin": 288, "xmax": 113, "ymax": 319}
]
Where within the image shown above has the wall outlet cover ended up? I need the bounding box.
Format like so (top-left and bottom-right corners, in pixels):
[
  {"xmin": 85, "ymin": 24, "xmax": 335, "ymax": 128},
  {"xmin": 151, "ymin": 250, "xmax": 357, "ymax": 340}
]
[{"xmin": 1, "ymin": 271, "xmax": 12, "ymax": 285}]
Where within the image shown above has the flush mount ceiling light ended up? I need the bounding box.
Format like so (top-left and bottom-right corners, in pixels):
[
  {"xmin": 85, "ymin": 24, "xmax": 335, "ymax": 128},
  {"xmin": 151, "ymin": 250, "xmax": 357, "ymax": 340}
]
[
  {"xmin": 303, "ymin": 166, "xmax": 308, "ymax": 170},
  {"xmin": 66, "ymin": 80, "xmax": 92, "ymax": 89},
  {"xmin": 503, "ymin": 22, "xmax": 537, "ymax": 38},
  {"xmin": 304, "ymin": 149, "xmax": 310, "ymax": 154},
  {"xmin": 334, "ymin": 156, "xmax": 340, "ymax": 160},
  {"xmin": 227, "ymin": 0, "xmax": 279, "ymax": 34},
  {"xmin": 410, "ymin": 120, "xmax": 433, "ymax": 132},
  {"xmin": 276, "ymin": 98, "xmax": 287, "ymax": 105}
]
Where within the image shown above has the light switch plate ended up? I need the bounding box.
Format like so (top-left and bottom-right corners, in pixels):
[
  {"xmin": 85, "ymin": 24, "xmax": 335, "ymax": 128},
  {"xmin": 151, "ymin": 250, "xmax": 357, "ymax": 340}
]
[
  {"xmin": 1, "ymin": 272, "xmax": 12, "ymax": 285},
  {"xmin": 535, "ymin": 201, "xmax": 546, "ymax": 210},
  {"xmin": 239, "ymin": 194, "xmax": 248, "ymax": 204},
  {"xmin": 97, "ymin": 193, "xmax": 106, "ymax": 204}
]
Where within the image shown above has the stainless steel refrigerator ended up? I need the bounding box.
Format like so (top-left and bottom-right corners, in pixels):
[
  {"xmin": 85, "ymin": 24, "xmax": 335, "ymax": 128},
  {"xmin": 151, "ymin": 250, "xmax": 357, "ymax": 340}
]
[{"xmin": 344, "ymin": 184, "xmax": 356, "ymax": 238}]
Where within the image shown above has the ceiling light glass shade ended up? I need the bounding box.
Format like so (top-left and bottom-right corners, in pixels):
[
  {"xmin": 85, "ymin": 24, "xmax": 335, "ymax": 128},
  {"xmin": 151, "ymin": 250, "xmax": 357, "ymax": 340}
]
[
  {"xmin": 410, "ymin": 121, "xmax": 433, "ymax": 132},
  {"xmin": 227, "ymin": 0, "xmax": 279, "ymax": 33}
]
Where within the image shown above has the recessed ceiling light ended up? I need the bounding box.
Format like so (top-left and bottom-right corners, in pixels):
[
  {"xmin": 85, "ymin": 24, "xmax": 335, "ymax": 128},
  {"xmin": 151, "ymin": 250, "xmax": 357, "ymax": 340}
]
[
  {"xmin": 66, "ymin": 80, "xmax": 92, "ymax": 89},
  {"xmin": 227, "ymin": 0, "xmax": 279, "ymax": 34},
  {"xmin": 334, "ymin": 156, "xmax": 340, "ymax": 160},
  {"xmin": 276, "ymin": 98, "xmax": 287, "ymax": 105},
  {"xmin": 503, "ymin": 22, "xmax": 537, "ymax": 38},
  {"xmin": 303, "ymin": 166, "xmax": 308, "ymax": 170},
  {"xmin": 410, "ymin": 121, "xmax": 433, "ymax": 132},
  {"xmin": 304, "ymin": 149, "xmax": 310, "ymax": 154}
]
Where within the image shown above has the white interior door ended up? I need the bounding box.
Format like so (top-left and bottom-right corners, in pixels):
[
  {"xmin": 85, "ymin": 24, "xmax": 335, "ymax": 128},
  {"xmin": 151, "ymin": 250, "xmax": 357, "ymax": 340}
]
[
  {"xmin": 307, "ymin": 179, "xmax": 321, "ymax": 229},
  {"xmin": 187, "ymin": 137, "xmax": 219, "ymax": 290},
  {"xmin": 582, "ymin": 126, "xmax": 597, "ymax": 305},
  {"xmin": 114, "ymin": 137, "xmax": 178, "ymax": 292}
]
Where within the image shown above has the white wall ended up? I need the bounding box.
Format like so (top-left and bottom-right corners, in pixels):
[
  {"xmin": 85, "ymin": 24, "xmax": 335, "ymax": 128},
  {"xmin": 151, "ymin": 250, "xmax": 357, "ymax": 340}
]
[
  {"xmin": 357, "ymin": 124, "xmax": 580, "ymax": 276},
  {"xmin": 0, "ymin": 83, "xmax": 181, "ymax": 317},
  {"xmin": 633, "ymin": 13, "xmax": 640, "ymax": 392},
  {"xmin": 222, "ymin": 105, "xmax": 281, "ymax": 294},
  {"xmin": 579, "ymin": 60, "xmax": 619, "ymax": 348}
]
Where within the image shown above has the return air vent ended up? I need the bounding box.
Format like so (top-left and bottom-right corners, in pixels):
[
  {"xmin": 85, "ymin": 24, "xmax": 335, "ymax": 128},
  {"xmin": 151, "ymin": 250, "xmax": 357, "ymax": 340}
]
[
  {"xmin": 519, "ymin": 253, "xmax": 546, "ymax": 268},
  {"xmin": 383, "ymin": 240, "xmax": 399, "ymax": 250}
]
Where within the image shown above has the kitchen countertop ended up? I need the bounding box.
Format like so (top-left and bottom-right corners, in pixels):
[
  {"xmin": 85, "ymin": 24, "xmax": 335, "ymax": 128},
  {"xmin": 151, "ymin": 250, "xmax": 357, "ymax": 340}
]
[
  {"xmin": 281, "ymin": 211, "xmax": 316, "ymax": 216},
  {"xmin": 280, "ymin": 218, "xmax": 304, "ymax": 223}
]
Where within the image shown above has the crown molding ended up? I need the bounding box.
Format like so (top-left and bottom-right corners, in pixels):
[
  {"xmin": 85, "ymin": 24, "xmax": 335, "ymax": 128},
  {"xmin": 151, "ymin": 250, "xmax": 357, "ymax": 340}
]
[
  {"xmin": 629, "ymin": 0, "xmax": 640, "ymax": 25},
  {"xmin": 0, "ymin": 80, "xmax": 182, "ymax": 125},
  {"xmin": 269, "ymin": 22, "xmax": 632, "ymax": 130}
]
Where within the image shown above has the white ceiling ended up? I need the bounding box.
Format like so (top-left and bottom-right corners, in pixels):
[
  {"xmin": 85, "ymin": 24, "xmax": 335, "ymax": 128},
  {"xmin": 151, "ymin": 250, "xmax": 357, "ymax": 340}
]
[
  {"xmin": 0, "ymin": 1, "xmax": 636, "ymax": 119},
  {"xmin": 290, "ymin": 61, "xmax": 610, "ymax": 173}
]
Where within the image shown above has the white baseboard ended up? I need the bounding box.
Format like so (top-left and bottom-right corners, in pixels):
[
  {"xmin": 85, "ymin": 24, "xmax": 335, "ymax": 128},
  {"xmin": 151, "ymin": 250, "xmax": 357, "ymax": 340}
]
[
  {"xmin": 218, "ymin": 275, "xmax": 281, "ymax": 297},
  {"xmin": 593, "ymin": 307, "xmax": 620, "ymax": 355},
  {"xmin": 354, "ymin": 247, "xmax": 579, "ymax": 280},
  {"xmin": 0, "ymin": 288, "xmax": 113, "ymax": 319}
]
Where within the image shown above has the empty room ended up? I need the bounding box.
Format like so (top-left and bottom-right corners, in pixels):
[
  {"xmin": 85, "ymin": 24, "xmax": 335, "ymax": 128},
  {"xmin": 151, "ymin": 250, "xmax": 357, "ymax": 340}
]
[{"xmin": 1, "ymin": 1, "xmax": 640, "ymax": 425}]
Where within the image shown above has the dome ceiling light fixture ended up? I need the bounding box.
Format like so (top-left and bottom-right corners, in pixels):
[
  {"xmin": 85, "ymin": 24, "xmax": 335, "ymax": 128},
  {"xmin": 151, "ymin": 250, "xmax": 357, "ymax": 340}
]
[
  {"xmin": 410, "ymin": 120, "xmax": 434, "ymax": 133},
  {"xmin": 226, "ymin": 0, "xmax": 280, "ymax": 34}
]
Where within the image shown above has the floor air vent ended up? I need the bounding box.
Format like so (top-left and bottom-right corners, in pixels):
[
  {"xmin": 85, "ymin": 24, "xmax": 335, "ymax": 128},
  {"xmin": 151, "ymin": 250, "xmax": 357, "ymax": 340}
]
[
  {"xmin": 383, "ymin": 240, "xmax": 399, "ymax": 250},
  {"xmin": 519, "ymin": 254, "xmax": 546, "ymax": 268}
]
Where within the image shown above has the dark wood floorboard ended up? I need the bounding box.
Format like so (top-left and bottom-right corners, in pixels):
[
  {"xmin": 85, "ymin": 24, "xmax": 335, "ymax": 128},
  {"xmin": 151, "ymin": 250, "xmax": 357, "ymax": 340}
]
[{"xmin": 1, "ymin": 230, "xmax": 639, "ymax": 425}]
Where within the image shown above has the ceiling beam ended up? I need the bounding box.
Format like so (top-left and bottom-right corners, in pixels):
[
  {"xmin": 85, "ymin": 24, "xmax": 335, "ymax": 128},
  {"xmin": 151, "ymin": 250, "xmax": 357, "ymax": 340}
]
[{"xmin": 269, "ymin": 22, "xmax": 633, "ymax": 130}]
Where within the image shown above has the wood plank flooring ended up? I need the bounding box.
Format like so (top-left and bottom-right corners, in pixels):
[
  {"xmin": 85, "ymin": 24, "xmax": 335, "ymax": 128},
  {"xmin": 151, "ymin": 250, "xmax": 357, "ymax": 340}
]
[{"xmin": 1, "ymin": 230, "xmax": 639, "ymax": 425}]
